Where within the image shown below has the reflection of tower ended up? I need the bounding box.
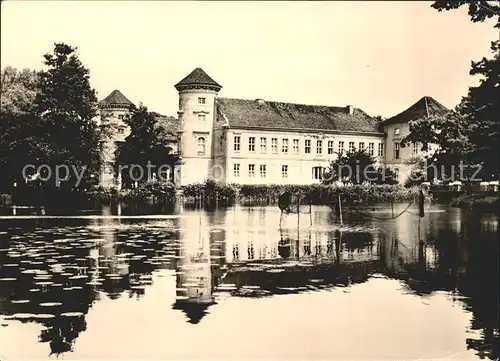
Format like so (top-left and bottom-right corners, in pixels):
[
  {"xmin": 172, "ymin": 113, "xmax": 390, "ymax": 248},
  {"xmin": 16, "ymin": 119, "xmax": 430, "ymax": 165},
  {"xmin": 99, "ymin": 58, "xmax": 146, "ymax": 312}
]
[{"xmin": 173, "ymin": 211, "xmax": 215, "ymax": 324}]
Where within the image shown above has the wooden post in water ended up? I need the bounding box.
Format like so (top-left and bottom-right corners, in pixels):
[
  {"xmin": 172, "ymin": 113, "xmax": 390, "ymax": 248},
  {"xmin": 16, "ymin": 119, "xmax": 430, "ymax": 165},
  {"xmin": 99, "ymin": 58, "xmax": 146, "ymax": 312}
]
[{"xmin": 338, "ymin": 193, "xmax": 343, "ymax": 226}]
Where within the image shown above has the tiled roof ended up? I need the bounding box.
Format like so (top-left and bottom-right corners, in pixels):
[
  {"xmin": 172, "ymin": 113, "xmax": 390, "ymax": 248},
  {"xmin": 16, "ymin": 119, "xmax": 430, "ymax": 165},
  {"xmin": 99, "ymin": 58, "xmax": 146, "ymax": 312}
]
[
  {"xmin": 153, "ymin": 112, "xmax": 179, "ymax": 141},
  {"xmin": 383, "ymin": 96, "xmax": 448, "ymax": 125},
  {"xmin": 174, "ymin": 68, "xmax": 222, "ymax": 91},
  {"xmin": 100, "ymin": 89, "xmax": 134, "ymax": 107},
  {"xmin": 216, "ymin": 97, "xmax": 381, "ymax": 133}
]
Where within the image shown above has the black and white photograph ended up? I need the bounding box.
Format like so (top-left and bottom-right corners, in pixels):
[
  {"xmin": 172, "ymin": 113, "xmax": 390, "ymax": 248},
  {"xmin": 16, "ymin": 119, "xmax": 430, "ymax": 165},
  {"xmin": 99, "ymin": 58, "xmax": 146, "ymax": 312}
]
[{"xmin": 0, "ymin": 1, "xmax": 499, "ymax": 360}]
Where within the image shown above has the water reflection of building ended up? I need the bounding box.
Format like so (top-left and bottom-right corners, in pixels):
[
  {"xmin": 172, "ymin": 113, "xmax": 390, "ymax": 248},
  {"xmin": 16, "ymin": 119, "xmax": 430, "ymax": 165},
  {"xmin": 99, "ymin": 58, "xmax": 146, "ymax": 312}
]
[
  {"xmin": 173, "ymin": 211, "xmax": 223, "ymax": 324},
  {"xmin": 224, "ymin": 206, "xmax": 379, "ymax": 264}
]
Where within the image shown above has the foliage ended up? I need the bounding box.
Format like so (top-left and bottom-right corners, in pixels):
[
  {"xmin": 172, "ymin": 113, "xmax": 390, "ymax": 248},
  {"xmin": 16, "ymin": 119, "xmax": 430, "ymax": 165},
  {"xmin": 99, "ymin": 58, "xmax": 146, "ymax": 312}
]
[
  {"xmin": 123, "ymin": 180, "xmax": 176, "ymax": 203},
  {"xmin": 449, "ymin": 192, "xmax": 500, "ymax": 212},
  {"xmin": 431, "ymin": 1, "xmax": 500, "ymax": 25},
  {"xmin": 0, "ymin": 43, "xmax": 104, "ymax": 192},
  {"xmin": 235, "ymin": 183, "xmax": 419, "ymax": 205},
  {"xmin": 403, "ymin": 4, "xmax": 500, "ymax": 184},
  {"xmin": 182, "ymin": 179, "xmax": 236, "ymax": 206},
  {"xmin": 323, "ymin": 149, "xmax": 398, "ymax": 185},
  {"xmin": 116, "ymin": 104, "xmax": 179, "ymax": 187},
  {"xmin": 1, "ymin": 66, "xmax": 40, "ymax": 116},
  {"xmin": 36, "ymin": 43, "xmax": 102, "ymax": 186},
  {"xmin": 404, "ymin": 156, "xmax": 428, "ymax": 187}
]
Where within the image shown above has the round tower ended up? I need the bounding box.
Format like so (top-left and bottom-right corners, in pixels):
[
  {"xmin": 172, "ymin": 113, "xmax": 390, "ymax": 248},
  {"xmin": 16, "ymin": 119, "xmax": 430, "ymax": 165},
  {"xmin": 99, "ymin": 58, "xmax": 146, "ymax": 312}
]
[
  {"xmin": 99, "ymin": 89, "xmax": 134, "ymax": 189},
  {"xmin": 174, "ymin": 68, "xmax": 222, "ymax": 186}
]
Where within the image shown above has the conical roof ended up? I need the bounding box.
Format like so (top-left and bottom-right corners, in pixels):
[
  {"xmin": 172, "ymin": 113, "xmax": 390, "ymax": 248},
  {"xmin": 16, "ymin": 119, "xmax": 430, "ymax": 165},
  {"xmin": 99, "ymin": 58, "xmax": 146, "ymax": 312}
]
[
  {"xmin": 384, "ymin": 96, "xmax": 448, "ymax": 125},
  {"xmin": 174, "ymin": 68, "xmax": 222, "ymax": 91},
  {"xmin": 101, "ymin": 89, "xmax": 134, "ymax": 108}
]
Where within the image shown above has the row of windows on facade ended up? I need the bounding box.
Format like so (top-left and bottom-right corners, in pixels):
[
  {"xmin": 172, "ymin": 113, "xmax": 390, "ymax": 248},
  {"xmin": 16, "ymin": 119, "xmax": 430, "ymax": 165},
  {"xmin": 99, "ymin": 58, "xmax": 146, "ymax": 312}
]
[
  {"xmin": 195, "ymin": 137, "xmax": 419, "ymax": 159},
  {"xmin": 232, "ymin": 164, "xmax": 327, "ymax": 180},
  {"xmin": 233, "ymin": 136, "xmax": 387, "ymax": 157},
  {"xmin": 179, "ymin": 97, "xmax": 207, "ymax": 109}
]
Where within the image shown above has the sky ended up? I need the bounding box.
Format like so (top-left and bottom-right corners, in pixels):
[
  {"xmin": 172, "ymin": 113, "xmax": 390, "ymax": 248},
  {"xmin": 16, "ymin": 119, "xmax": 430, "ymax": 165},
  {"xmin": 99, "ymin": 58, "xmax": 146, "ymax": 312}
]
[{"xmin": 1, "ymin": 1, "xmax": 498, "ymax": 118}]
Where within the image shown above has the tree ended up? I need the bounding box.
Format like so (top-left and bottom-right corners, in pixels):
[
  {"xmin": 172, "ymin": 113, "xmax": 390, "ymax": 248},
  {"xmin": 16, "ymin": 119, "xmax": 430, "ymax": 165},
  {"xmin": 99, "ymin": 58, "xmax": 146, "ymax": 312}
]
[
  {"xmin": 0, "ymin": 66, "xmax": 42, "ymax": 191},
  {"xmin": 116, "ymin": 104, "xmax": 179, "ymax": 187},
  {"xmin": 323, "ymin": 149, "xmax": 398, "ymax": 185},
  {"xmin": 1, "ymin": 66, "xmax": 40, "ymax": 116},
  {"xmin": 431, "ymin": 1, "xmax": 500, "ymax": 25},
  {"xmin": 402, "ymin": 3, "xmax": 500, "ymax": 185},
  {"xmin": 35, "ymin": 43, "xmax": 103, "ymax": 188}
]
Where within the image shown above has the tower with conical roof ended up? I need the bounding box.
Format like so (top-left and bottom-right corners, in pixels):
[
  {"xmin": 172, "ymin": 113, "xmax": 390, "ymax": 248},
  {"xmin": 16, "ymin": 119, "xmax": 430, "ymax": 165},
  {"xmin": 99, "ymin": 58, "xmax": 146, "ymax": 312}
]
[
  {"xmin": 99, "ymin": 89, "xmax": 134, "ymax": 188},
  {"xmin": 174, "ymin": 68, "xmax": 222, "ymax": 186}
]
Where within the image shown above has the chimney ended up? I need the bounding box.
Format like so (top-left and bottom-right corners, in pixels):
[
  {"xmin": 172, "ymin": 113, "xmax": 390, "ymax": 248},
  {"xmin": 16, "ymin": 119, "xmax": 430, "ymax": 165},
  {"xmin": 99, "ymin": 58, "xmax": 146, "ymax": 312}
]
[{"xmin": 346, "ymin": 105, "xmax": 354, "ymax": 115}]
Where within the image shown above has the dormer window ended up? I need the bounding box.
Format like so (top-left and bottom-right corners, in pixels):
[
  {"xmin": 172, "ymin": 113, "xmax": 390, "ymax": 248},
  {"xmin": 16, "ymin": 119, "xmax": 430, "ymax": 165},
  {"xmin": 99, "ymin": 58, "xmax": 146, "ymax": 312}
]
[
  {"xmin": 198, "ymin": 114, "xmax": 206, "ymax": 121},
  {"xmin": 394, "ymin": 128, "xmax": 400, "ymax": 136},
  {"xmin": 198, "ymin": 97, "xmax": 206, "ymax": 105}
]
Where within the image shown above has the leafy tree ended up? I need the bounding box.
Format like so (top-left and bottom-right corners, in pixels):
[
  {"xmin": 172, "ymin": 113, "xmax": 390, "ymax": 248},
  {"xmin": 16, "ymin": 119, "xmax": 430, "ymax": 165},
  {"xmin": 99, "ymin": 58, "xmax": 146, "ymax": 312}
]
[
  {"xmin": 431, "ymin": 1, "xmax": 500, "ymax": 25},
  {"xmin": 323, "ymin": 149, "xmax": 398, "ymax": 185},
  {"xmin": 0, "ymin": 66, "xmax": 42, "ymax": 191},
  {"xmin": 116, "ymin": 104, "xmax": 179, "ymax": 188},
  {"xmin": 1, "ymin": 66, "xmax": 40, "ymax": 116},
  {"xmin": 402, "ymin": 3, "xmax": 500, "ymax": 186},
  {"xmin": 36, "ymin": 43, "xmax": 102, "ymax": 181}
]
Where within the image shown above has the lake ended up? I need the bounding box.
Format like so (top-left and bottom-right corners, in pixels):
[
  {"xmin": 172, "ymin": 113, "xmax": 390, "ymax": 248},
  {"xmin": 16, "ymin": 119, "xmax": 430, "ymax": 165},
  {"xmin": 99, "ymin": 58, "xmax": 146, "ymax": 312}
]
[{"xmin": 0, "ymin": 203, "xmax": 498, "ymax": 360}]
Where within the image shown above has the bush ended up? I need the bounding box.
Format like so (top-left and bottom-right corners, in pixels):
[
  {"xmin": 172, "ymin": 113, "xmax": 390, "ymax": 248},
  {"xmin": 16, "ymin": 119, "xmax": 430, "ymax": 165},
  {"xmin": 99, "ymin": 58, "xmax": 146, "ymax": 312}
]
[
  {"xmin": 234, "ymin": 183, "xmax": 420, "ymax": 205},
  {"xmin": 124, "ymin": 181, "xmax": 176, "ymax": 204}
]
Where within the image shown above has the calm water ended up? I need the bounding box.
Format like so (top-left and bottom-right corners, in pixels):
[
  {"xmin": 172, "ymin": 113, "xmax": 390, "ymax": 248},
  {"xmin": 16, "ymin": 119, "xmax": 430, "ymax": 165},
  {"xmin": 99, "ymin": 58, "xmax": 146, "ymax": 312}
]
[{"xmin": 0, "ymin": 204, "xmax": 498, "ymax": 360}]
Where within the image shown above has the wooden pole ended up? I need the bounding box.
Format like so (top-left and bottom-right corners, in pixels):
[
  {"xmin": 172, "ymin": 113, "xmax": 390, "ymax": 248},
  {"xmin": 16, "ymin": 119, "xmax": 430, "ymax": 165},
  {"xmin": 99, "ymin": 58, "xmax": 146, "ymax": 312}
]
[{"xmin": 338, "ymin": 193, "xmax": 343, "ymax": 226}]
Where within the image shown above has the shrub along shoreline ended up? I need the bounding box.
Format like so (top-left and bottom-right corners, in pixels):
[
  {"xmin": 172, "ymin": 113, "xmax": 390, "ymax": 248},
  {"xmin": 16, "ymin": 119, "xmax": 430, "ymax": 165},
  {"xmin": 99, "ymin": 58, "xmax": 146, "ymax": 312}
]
[{"xmin": 4, "ymin": 180, "xmax": 425, "ymax": 212}]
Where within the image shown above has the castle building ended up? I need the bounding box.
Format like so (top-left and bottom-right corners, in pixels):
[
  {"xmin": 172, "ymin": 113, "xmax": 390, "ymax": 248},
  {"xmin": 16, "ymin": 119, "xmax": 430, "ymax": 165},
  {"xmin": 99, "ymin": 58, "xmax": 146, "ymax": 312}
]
[{"xmin": 99, "ymin": 68, "xmax": 448, "ymax": 188}]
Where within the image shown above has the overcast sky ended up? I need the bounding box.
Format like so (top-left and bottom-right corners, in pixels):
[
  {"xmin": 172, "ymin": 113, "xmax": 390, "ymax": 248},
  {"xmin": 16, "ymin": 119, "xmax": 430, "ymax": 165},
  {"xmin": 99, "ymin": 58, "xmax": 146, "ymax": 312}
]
[{"xmin": 1, "ymin": 1, "xmax": 497, "ymax": 118}]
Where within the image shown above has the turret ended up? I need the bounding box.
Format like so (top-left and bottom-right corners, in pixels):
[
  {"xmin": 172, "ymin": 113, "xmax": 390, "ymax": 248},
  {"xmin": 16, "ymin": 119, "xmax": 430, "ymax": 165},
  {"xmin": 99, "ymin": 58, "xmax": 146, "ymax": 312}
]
[{"xmin": 174, "ymin": 68, "xmax": 222, "ymax": 185}]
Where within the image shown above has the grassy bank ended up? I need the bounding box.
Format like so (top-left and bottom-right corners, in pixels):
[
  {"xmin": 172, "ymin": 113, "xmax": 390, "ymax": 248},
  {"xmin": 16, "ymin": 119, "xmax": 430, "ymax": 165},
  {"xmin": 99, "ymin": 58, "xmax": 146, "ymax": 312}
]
[{"xmin": 449, "ymin": 192, "xmax": 499, "ymax": 212}]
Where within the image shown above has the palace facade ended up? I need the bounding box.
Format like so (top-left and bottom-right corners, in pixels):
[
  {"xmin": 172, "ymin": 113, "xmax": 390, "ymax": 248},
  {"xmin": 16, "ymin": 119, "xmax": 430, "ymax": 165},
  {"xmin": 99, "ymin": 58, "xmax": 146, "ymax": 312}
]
[{"xmin": 98, "ymin": 68, "xmax": 448, "ymax": 188}]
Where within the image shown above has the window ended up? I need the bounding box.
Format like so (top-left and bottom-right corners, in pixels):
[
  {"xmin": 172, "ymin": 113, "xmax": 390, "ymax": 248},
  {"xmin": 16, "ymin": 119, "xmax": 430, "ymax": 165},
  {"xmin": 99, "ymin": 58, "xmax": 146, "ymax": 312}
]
[
  {"xmin": 348, "ymin": 141, "xmax": 355, "ymax": 152},
  {"xmin": 249, "ymin": 164, "xmax": 255, "ymax": 177},
  {"xmin": 394, "ymin": 167, "xmax": 400, "ymax": 179},
  {"xmin": 316, "ymin": 140, "xmax": 322, "ymax": 154},
  {"xmin": 394, "ymin": 142, "xmax": 400, "ymax": 160},
  {"xmin": 282, "ymin": 138, "xmax": 288, "ymax": 153},
  {"xmin": 338, "ymin": 141, "xmax": 344, "ymax": 154},
  {"xmin": 233, "ymin": 164, "xmax": 240, "ymax": 177},
  {"xmin": 293, "ymin": 139, "xmax": 299, "ymax": 153},
  {"xmin": 378, "ymin": 143, "xmax": 384, "ymax": 157},
  {"xmin": 305, "ymin": 139, "xmax": 311, "ymax": 154},
  {"xmin": 271, "ymin": 138, "xmax": 278, "ymax": 154},
  {"xmin": 118, "ymin": 127, "xmax": 124, "ymax": 135},
  {"xmin": 118, "ymin": 114, "xmax": 124, "ymax": 120},
  {"xmin": 368, "ymin": 142, "xmax": 374, "ymax": 156},
  {"xmin": 359, "ymin": 142, "xmax": 365, "ymax": 151},
  {"xmin": 249, "ymin": 137, "xmax": 255, "ymax": 152},
  {"xmin": 260, "ymin": 165, "xmax": 266, "ymax": 178},
  {"xmin": 198, "ymin": 97, "xmax": 206, "ymax": 105},
  {"xmin": 312, "ymin": 166, "xmax": 324, "ymax": 180},
  {"xmin": 394, "ymin": 128, "xmax": 400, "ymax": 135},
  {"xmin": 281, "ymin": 165, "xmax": 288, "ymax": 178},
  {"xmin": 178, "ymin": 98, "xmax": 182, "ymax": 109},
  {"xmin": 234, "ymin": 136, "xmax": 241, "ymax": 152},
  {"xmin": 198, "ymin": 114, "xmax": 206, "ymax": 121},
  {"xmin": 197, "ymin": 137, "xmax": 206, "ymax": 156},
  {"xmin": 327, "ymin": 140, "xmax": 334, "ymax": 154},
  {"xmin": 413, "ymin": 142, "xmax": 419, "ymax": 155},
  {"xmin": 260, "ymin": 137, "xmax": 267, "ymax": 153}
]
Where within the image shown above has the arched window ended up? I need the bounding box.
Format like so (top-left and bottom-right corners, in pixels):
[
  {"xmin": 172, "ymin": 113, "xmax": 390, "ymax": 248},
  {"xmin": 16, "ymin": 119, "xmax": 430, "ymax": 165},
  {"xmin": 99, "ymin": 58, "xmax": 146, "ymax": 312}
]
[{"xmin": 197, "ymin": 137, "xmax": 206, "ymax": 155}]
